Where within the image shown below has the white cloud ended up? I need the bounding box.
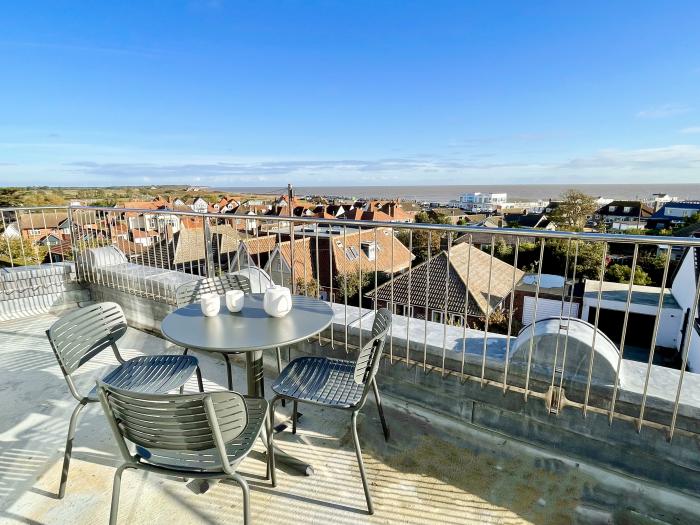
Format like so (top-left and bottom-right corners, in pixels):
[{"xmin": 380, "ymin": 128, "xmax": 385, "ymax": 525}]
[
  {"xmin": 680, "ymin": 126, "xmax": 700, "ymax": 134},
  {"xmin": 2, "ymin": 144, "xmax": 700, "ymax": 186},
  {"xmin": 636, "ymin": 104, "xmax": 693, "ymax": 119},
  {"xmin": 561, "ymin": 145, "xmax": 700, "ymax": 171}
]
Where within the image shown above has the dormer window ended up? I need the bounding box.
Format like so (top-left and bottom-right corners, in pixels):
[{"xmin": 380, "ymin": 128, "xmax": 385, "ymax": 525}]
[
  {"xmin": 608, "ymin": 206, "xmax": 617, "ymax": 212},
  {"xmin": 361, "ymin": 241, "xmax": 376, "ymax": 260},
  {"xmin": 623, "ymin": 206, "xmax": 632, "ymax": 213}
]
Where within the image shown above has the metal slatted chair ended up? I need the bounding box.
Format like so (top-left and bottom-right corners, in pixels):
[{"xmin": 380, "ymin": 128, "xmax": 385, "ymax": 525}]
[
  {"xmin": 175, "ymin": 273, "xmax": 285, "ymax": 390},
  {"xmin": 96, "ymin": 382, "xmax": 273, "ymax": 525},
  {"xmin": 269, "ymin": 308, "xmax": 392, "ymax": 514},
  {"xmin": 46, "ymin": 302, "xmax": 201, "ymax": 499}
]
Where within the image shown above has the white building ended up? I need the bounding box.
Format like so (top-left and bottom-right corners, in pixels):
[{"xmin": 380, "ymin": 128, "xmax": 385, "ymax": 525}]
[
  {"xmin": 670, "ymin": 246, "xmax": 700, "ymax": 371},
  {"xmin": 647, "ymin": 193, "xmax": 678, "ymax": 212},
  {"xmin": 187, "ymin": 197, "xmax": 209, "ymax": 213},
  {"xmin": 458, "ymin": 192, "xmax": 507, "ymax": 212},
  {"xmin": 581, "ymin": 280, "xmax": 683, "ymax": 350},
  {"xmin": 501, "ymin": 199, "xmax": 550, "ymax": 214}
]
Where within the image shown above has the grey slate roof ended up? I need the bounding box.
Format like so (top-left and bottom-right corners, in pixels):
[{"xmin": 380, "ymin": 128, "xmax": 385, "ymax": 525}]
[{"xmin": 368, "ymin": 242, "xmax": 523, "ymax": 317}]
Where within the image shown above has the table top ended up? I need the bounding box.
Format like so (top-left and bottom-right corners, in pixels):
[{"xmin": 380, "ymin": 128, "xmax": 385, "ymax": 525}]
[{"xmin": 161, "ymin": 293, "xmax": 334, "ymax": 353}]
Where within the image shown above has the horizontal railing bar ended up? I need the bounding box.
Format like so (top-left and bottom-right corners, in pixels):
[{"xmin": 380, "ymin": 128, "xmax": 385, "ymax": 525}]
[
  {"xmin": 3, "ymin": 204, "xmax": 700, "ymax": 247},
  {"xmin": 58, "ymin": 205, "xmax": 700, "ymax": 246}
]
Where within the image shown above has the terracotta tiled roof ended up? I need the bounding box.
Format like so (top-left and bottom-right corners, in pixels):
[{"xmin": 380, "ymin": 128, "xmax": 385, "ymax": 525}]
[
  {"xmin": 114, "ymin": 238, "xmax": 146, "ymax": 257},
  {"xmin": 342, "ymin": 209, "xmax": 394, "ymax": 222},
  {"xmin": 275, "ymin": 238, "xmax": 315, "ymax": 282},
  {"xmin": 180, "ymin": 216, "xmax": 204, "ymax": 229},
  {"xmin": 379, "ymin": 202, "xmax": 413, "ymax": 221},
  {"xmin": 454, "ymin": 232, "xmax": 535, "ymax": 246},
  {"xmin": 130, "ymin": 229, "xmax": 160, "ymax": 238},
  {"xmin": 369, "ymin": 242, "xmax": 523, "ymax": 317},
  {"xmin": 240, "ymin": 235, "xmax": 278, "ymax": 255},
  {"xmin": 325, "ymin": 228, "xmax": 413, "ymax": 279},
  {"xmin": 48, "ymin": 239, "xmax": 74, "ymax": 257},
  {"xmin": 16, "ymin": 212, "xmax": 69, "ymax": 230},
  {"xmin": 135, "ymin": 223, "xmax": 242, "ymax": 268}
]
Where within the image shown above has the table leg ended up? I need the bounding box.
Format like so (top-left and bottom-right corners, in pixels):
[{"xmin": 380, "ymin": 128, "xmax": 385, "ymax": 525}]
[
  {"xmin": 222, "ymin": 353, "xmax": 234, "ymax": 391},
  {"xmin": 245, "ymin": 350, "xmax": 265, "ymax": 397},
  {"xmin": 268, "ymin": 397, "xmax": 314, "ymax": 476}
]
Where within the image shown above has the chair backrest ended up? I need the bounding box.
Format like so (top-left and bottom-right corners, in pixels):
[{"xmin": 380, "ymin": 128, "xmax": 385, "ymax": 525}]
[
  {"xmin": 175, "ymin": 274, "xmax": 252, "ymax": 307},
  {"xmin": 354, "ymin": 308, "xmax": 392, "ymax": 386},
  {"xmin": 47, "ymin": 302, "xmax": 127, "ymax": 377},
  {"xmin": 96, "ymin": 382, "xmax": 248, "ymax": 461}
]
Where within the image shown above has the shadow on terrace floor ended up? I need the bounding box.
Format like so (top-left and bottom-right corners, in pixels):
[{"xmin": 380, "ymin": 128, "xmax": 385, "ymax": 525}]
[{"xmin": 0, "ymin": 313, "xmax": 593, "ymax": 525}]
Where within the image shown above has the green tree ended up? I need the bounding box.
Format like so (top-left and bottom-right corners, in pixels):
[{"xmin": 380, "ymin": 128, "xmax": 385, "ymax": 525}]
[
  {"xmin": 624, "ymin": 228, "xmax": 649, "ymax": 235},
  {"xmin": 0, "ymin": 188, "xmax": 23, "ymax": 207},
  {"xmin": 334, "ymin": 269, "xmax": 371, "ymax": 302},
  {"xmin": 0, "ymin": 237, "xmax": 48, "ymax": 266},
  {"xmin": 637, "ymin": 253, "xmax": 677, "ymax": 286},
  {"xmin": 676, "ymin": 212, "xmax": 700, "ymax": 231},
  {"xmin": 295, "ymin": 277, "xmax": 319, "ymax": 298},
  {"xmin": 397, "ymin": 211, "xmax": 449, "ymax": 263},
  {"xmin": 549, "ymin": 190, "xmax": 598, "ymax": 231},
  {"xmin": 605, "ymin": 264, "xmax": 651, "ymax": 285}
]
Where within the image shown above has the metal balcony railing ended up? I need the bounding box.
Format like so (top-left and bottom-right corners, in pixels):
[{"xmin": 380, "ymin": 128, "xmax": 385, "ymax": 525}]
[{"xmin": 2, "ymin": 204, "xmax": 700, "ymax": 442}]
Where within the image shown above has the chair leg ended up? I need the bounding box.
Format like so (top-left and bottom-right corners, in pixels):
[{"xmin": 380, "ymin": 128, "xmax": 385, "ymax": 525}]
[
  {"xmin": 58, "ymin": 401, "xmax": 86, "ymax": 499},
  {"xmin": 230, "ymin": 472, "xmax": 251, "ymax": 525},
  {"xmin": 268, "ymin": 397, "xmax": 279, "ymax": 487},
  {"xmin": 372, "ymin": 378, "xmax": 390, "ymax": 441},
  {"xmin": 266, "ymin": 408, "xmax": 276, "ymax": 487},
  {"xmin": 292, "ymin": 401, "xmax": 298, "ymax": 434},
  {"xmin": 351, "ymin": 411, "xmax": 374, "ymax": 514},
  {"xmin": 109, "ymin": 464, "xmax": 129, "ymax": 525},
  {"xmin": 195, "ymin": 366, "xmax": 204, "ymax": 393},
  {"xmin": 180, "ymin": 348, "xmax": 189, "ymax": 394},
  {"xmin": 276, "ymin": 348, "xmax": 285, "ymax": 407}
]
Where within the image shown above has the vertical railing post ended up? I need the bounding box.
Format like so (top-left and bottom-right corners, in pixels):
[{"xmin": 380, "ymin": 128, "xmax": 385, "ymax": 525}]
[
  {"xmin": 203, "ymin": 215, "xmax": 215, "ymax": 277},
  {"xmin": 67, "ymin": 207, "xmax": 80, "ymax": 281}
]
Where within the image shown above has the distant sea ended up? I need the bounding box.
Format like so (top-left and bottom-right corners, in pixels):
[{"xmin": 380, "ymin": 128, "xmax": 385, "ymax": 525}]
[{"xmin": 220, "ymin": 184, "xmax": 700, "ymax": 203}]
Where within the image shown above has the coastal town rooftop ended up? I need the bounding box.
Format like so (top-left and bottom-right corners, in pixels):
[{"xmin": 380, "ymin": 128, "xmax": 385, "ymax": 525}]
[{"xmin": 2, "ymin": 204, "xmax": 700, "ymax": 524}]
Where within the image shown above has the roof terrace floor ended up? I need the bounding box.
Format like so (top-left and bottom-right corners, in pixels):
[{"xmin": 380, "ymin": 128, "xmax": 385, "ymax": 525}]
[{"xmin": 1, "ymin": 313, "xmax": 599, "ymax": 524}]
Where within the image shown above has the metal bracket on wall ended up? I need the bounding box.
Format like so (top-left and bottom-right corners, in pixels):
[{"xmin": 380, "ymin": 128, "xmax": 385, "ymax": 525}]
[{"xmin": 545, "ymin": 386, "xmax": 567, "ymax": 415}]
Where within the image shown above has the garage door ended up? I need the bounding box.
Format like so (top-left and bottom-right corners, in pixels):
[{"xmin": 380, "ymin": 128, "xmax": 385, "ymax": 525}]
[
  {"xmin": 587, "ymin": 308, "xmax": 655, "ymax": 348},
  {"xmin": 523, "ymin": 296, "xmax": 579, "ymax": 325}
]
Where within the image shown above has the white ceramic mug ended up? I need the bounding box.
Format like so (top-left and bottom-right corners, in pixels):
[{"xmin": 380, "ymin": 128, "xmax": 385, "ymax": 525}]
[
  {"xmin": 200, "ymin": 293, "xmax": 221, "ymax": 317},
  {"xmin": 225, "ymin": 289, "xmax": 245, "ymax": 313}
]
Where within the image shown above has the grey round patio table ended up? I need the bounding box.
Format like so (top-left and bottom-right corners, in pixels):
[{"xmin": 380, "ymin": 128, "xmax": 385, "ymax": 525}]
[
  {"xmin": 161, "ymin": 293, "xmax": 333, "ymax": 396},
  {"xmin": 161, "ymin": 293, "xmax": 334, "ymax": 476}
]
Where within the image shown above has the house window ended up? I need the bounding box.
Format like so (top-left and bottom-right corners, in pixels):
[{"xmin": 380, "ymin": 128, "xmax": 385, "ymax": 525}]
[
  {"xmin": 449, "ymin": 314, "xmax": 464, "ymax": 326},
  {"xmin": 392, "ymin": 304, "xmax": 413, "ymax": 317},
  {"xmin": 28, "ymin": 229, "xmax": 41, "ymax": 235},
  {"xmin": 431, "ymin": 311, "xmax": 444, "ymax": 323},
  {"xmin": 623, "ymin": 206, "xmax": 632, "ymax": 213}
]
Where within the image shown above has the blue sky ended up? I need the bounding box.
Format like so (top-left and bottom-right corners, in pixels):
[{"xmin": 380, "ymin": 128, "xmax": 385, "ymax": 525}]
[{"xmin": 1, "ymin": 1, "xmax": 700, "ymax": 187}]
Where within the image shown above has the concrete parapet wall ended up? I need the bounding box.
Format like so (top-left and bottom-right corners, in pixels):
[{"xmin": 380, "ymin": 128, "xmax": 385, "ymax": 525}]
[{"xmin": 0, "ymin": 263, "xmax": 90, "ymax": 320}]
